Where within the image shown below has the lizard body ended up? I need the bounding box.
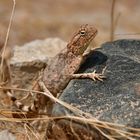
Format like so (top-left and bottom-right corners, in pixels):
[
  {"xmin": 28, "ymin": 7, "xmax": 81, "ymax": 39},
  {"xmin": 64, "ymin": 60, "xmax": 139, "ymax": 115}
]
[
  {"xmin": 8, "ymin": 24, "xmax": 104, "ymax": 114},
  {"xmin": 43, "ymin": 24, "xmax": 97, "ymax": 96}
]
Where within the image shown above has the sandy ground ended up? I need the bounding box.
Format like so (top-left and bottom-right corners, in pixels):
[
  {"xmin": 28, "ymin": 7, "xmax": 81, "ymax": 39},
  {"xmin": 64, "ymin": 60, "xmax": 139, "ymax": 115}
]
[{"xmin": 0, "ymin": 0, "xmax": 139, "ymax": 48}]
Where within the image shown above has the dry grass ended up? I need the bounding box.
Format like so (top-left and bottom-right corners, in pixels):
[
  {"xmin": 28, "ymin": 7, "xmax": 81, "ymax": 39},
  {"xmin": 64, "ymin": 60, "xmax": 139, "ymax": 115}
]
[
  {"xmin": 0, "ymin": 0, "xmax": 15, "ymax": 87},
  {"xmin": 0, "ymin": 85, "xmax": 140, "ymax": 140}
]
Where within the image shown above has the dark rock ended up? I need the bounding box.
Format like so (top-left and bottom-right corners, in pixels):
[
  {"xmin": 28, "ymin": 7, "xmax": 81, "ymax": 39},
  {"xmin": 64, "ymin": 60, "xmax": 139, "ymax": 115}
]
[{"xmin": 47, "ymin": 39, "xmax": 140, "ymax": 139}]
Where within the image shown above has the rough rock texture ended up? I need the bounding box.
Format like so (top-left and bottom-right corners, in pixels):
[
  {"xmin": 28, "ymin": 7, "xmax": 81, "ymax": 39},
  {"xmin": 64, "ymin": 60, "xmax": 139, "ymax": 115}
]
[
  {"xmin": 10, "ymin": 38, "xmax": 66, "ymax": 89},
  {"xmin": 47, "ymin": 39, "xmax": 140, "ymax": 139},
  {"xmin": 11, "ymin": 38, "xmax": 66, "ymax": 64}
]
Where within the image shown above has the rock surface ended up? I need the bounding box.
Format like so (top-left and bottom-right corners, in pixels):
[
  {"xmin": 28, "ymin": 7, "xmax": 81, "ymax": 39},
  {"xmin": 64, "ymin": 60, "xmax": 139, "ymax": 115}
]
[
  {"xmin": 47, "ymin": 39, "xmax": 140, "ymax": 139},
  {"xmin": 11, "ymin": 38, "xmax": 66, "ymax": 64},
  {"xmin": 10, "ymin": 38, "xmax": 66, "ymax": 89}
]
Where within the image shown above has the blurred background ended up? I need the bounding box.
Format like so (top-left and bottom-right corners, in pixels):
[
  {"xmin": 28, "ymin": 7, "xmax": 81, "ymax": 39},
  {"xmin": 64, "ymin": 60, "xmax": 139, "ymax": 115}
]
[{"xmin": 0, "ymin": 0, "xmax": 140, "ymax": 47}]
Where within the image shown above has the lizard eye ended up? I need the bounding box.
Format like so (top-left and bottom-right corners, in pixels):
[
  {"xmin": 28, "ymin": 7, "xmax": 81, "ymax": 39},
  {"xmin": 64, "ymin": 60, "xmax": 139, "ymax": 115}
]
[{"xmin": 80, "ymin": 30, "xmax": 86, "ymax": 36}]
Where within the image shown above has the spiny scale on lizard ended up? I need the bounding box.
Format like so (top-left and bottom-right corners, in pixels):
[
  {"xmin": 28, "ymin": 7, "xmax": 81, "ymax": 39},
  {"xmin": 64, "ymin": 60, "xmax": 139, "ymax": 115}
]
[{"xmin": 8, "ymin": 24, "xmax": 105, "ymax": 115}]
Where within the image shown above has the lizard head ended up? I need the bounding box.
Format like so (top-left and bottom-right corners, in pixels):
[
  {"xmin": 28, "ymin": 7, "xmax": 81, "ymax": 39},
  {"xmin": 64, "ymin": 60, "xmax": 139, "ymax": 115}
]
[{"xmin": 67, "ymin": 24, "xmax": 97, "ymax": 55}]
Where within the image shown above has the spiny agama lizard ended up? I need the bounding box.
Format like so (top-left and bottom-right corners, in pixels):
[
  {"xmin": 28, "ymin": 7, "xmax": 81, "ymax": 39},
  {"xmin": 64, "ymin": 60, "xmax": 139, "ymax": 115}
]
[{"xmin": 8, "ymin": 24, "xmax": 105, "ymax": 114}]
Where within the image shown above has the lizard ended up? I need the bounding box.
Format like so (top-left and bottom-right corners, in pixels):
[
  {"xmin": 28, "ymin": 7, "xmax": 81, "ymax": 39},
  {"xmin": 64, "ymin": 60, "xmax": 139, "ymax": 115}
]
[{"xmin": 8, "ymin": 24, "xmax": 105, "ymax": 115}]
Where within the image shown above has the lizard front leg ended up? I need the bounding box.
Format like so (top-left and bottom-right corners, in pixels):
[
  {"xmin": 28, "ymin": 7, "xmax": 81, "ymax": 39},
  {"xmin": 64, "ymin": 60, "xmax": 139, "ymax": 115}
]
[
  {"xmin": 70, "ymin": 49, "xmax": 106, "ymax": 81},
  {"xmin": 71, "ymin": 70, "xmax": 105, "ymax": 81}
]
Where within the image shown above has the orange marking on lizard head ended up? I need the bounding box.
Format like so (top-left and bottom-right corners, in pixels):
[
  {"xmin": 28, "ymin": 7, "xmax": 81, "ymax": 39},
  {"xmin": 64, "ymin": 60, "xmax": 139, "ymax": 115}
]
[{"xmin": 67, "ymin": 24, "xmax": 97, "ymax": 56}]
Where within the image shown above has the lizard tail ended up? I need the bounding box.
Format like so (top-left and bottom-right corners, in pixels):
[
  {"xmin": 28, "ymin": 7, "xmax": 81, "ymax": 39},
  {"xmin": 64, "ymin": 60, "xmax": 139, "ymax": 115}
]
[{"xmin": 7, "ymin": 91, "xmax": 38, "ymax": 112}]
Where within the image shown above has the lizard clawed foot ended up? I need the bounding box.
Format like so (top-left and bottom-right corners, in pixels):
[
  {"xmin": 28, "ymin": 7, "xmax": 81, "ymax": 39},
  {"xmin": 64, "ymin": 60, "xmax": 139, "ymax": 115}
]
[
  {"xmin": 71, "ymin": 70, "xmax": 105, "ymax": 82},
  {"xmin": 88, "ymin": 70, "xmax": 105, "ymax": 81}
]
